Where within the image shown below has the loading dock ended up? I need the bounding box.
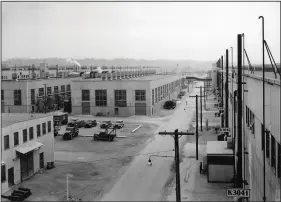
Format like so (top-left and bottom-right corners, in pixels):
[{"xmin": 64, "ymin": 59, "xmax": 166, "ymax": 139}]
[
  {"xmin": 206, "ymin": 141, "xmax": 234, "ymax": 183},
  {"xmin": 135, "ymin": 103, "xmax": 146, "ymax": 115}
]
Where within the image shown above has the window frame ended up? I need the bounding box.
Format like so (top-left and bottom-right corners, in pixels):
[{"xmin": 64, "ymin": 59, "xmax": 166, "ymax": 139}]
[
  {"xmin": 14, "ymin": 132, "xmax": 19, "ymax": 146},
  {"xmin": 135, "ymin": 90, "xmax": 146, "ymax": 101},
  {"xmin": 82, "ymin": 90, "xmax": 90, "ymax": 101},
  {"xmin": 48, "ymin": 121, "xmax": 51, "ymax": 133},
  {"xmin": 1, "ymin": 90, "xmax": 4, "ymax": 101},
  {"xmin": 14, "ymin": 89, "xmax": 22, "ymax": 105},
  {"xmin": 42, "ymin": 123, "xmax": 46, "ymax": 135},
  {"xmin": 95, "ymin": 90, "xmax": 107, "ymax": 106},
  {"xmin": 265, "ymin": 130, "xmax": 270, "ymax": 159},
  {"xmin": 29, "ymin": 127, "xmax": 34, "ymax": 140},
  {"xmin": 23, "ymin": 129, "xmax": 28, "ymax": 143},
  {"xmin": 37, "ymin": 124, "xmax": 41, "ymax": 137},
  {"xmin": 115, "ymin": 90, "xmax": 127, "ymax": 107},
  {"xmin": 271, "ymin": 135, "xmax": 276, "ymax": 171},
  {"xmin": 1, "ymin": 165, "xmax": 6, "ymax": 183},
  {"xmin": 4, "ymin": 135, "xmax": 9, "ymax": 150}
]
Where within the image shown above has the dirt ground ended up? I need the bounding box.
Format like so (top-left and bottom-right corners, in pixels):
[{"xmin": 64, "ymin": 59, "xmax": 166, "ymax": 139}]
[{"xmin": 12, "ymin": 122, "xmax": 161, "ymax": 201}]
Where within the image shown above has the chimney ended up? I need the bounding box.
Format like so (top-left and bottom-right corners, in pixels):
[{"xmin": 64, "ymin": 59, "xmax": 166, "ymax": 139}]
[
  {"xmin": 102, "ymin": 72, "xmax": 107, "ymax": 80},
  {"xmin": 128, "ymin": 71, "xmax": 132, "ymax": 78},
  {"xmin": 121, "ymin": 71, "xmax": 125, "ymax": 79},
  {"xmin": 56, "ymin": 64, "xmax": 59, "ymax": 77}
]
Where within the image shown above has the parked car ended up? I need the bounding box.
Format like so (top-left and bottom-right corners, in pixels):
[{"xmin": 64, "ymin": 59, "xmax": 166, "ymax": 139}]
[
  {"xmin": 77, "ymin": 120, "xmax": 86, "ymax": 128},
  {"xmin": 112, "ymin": 120, "xmax": 124, "ymax": 129},
  {"xmin": 93, "ymin": 132, "xmax": 115, "ymax": 141},
  {"xmin": 164, "ymin": 100, "xmax": 176, "ymax": 109},
  {"xmin": 63, "ymin": 126, "xmax": 79, "ymax": 140},
  {"xmin": 100, "ymin": 121, "xmax": 112, "ymax": 129},
  {"xmin": 84, "ymin": 120, "xmax": 97, "ymax": 128}
]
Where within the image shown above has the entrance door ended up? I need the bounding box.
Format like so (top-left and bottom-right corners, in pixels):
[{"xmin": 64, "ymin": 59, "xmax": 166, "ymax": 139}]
[
  {"xmin": 20, "ymin": 151, "xmax": 34, "ymax": 181},
  {"xmin": 40, "ymin": 152, "xmax": 44, "ymax": 169},
  {"xmin": 82, "ymin": 102, "xmax": 90, "ymax": 115},
  {"xmin": 135, "ymin": 103, "xmax": 147, "ymax": 115},
  {"xmin": 115, "ymin": 108, "xmax": 119, "ymax": 116},
  {"xmin": 8, "ymin": 167, "xmax": 14, "ymax": 187}
]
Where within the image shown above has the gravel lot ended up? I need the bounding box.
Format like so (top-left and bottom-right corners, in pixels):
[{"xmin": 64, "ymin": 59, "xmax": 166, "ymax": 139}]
[{"xmin": 13, "ymin": 121, "xmax": 161, "ymax": 201}]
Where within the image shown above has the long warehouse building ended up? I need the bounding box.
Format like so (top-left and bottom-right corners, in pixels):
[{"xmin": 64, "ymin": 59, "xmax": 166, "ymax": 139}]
[{"xmin": 71, "ymin": 71, "xmax": 185, "ymax": 116}]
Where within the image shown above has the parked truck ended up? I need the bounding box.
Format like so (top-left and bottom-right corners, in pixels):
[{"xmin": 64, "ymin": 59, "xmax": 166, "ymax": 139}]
[{"xmin": 63, "ymin": 126, "xmax": 79, "ymax": 140}]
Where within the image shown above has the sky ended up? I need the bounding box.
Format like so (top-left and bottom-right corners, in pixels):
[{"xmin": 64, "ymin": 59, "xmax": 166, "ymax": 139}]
[{"xmin": 2, "ymin": 2, "xmax": 280, "ymax": 64}]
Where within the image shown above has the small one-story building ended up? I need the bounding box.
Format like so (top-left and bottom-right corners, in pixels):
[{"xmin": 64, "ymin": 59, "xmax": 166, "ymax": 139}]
[
  {"xmin": 1, "ymin": 113, "xmax": 55, "ymax": 194},
  {"xmin": 71, "ymin": 71, "xmax": 184, "ymax": 117}
]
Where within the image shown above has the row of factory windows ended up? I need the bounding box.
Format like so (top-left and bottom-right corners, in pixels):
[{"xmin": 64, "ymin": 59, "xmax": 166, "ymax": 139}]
[
  {"xmin": 151, "ymin": 80, "xmax": 180, "ymax": 105},
  {"xmin": 3, "ymin": 121, "xmax": 52, "ymax": 151},
  {"xmin": 245, "ymin": 106, "xmax": 281, "ymax": 179},
  {"xmin": 1, "ymin": 85, "xmax": 71, "ymax": 105},
  {"xmin": 81, "ymin": 89, "xmax": 146, "ymax": 107}
]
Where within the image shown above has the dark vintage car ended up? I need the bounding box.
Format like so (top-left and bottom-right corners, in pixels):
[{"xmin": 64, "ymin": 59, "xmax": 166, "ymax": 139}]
[
  {"xmin": 63, "ymin": 126, "xmax": 79, "ymax": 140},
  {"xmin": 68, "ymin": 119, "xmax": 85, "ymax": 128},
  {"xmin": 84, "ymin": 120, "xmax": 97, "ymax": 128},
  {"xmin": 93, "ymin": 132, "xmax": 115, "ymax": 141},
  {"xmin": 112, "ymin": 120, "xmax": 124, "ymax": 129},
  {"xmin": 100, "ymin": 121, "xmax": 112, "ymax": 129},
  {"xmin": 164, "ymin": 100, "xmax": 176, "ymax": 109}
]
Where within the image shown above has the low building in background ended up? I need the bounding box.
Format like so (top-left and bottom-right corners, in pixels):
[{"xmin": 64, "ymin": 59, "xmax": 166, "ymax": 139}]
[{"xmin": 1, "ymin": 113, "xmax": 55, "ymax": 194}]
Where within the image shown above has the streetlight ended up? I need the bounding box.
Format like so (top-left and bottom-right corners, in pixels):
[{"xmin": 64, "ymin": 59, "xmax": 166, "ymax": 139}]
[{"xmin": 66, "ymin": 173, "xmax": 74, "ymax": 201}]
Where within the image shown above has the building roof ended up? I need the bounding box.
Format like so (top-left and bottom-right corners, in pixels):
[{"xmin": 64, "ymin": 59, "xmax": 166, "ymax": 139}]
[
  {"xmin": 206, "ymin": 141, "xmax": 233, "ymax": 155},
  {"xmin": 74, "ymin": 74, "xmax": 180, "ymax": 82},
  {"xmin": 2, "ymin": 113, "xmax": 52, "ymax": 128}
]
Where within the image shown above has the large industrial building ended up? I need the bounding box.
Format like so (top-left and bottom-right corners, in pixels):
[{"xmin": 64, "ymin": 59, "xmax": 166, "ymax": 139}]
[
  {"xmin": 1, "ymin": 113, "xmax": 55, "ymax": 194},
  {"xmin": 1, "ymin": 77, "xmax": 74, "ymax": 113},
  {"xmin": 213, "ymin": 63, "xmax": 281, "ymax": 201},
  {"xmin": 71, "ymin": 70, "xmax": 184, "ymax": 117}
]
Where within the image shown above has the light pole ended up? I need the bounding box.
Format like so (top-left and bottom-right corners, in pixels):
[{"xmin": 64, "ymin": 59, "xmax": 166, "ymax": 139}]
[
  {"xmin": 259, "ymin": 15, "xmax": 266, "ymax": 202},
  {"xmin": 66, "ymin": 174, "xmax": 73, "ymax": 201}
]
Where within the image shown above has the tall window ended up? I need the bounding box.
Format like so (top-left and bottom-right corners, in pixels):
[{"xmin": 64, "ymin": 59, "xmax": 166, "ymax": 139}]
[
  {"xmin": 66, "ymin": 84, "xmax": 71, "ymax": 91},
  {"xmin": 1, "ymin": 90, "xmax": 4, "ymax": 101},
  {"xmin": 31, "ymin": 89, "xmax": 35, "ymax": 105},
  {"xmin": 135, "ymin": 90, "xmax": 146, "ymax": 101},
  {"xmin": 23, "ymin": 129, "xmax": 28, "ymax": 143},
  {"xmin": 14, "ymin": 132, "xmax": 19, "ymax": 146},
  {"xmin": 115, "ymin": 90, "xmax": 127, "ymax": 107},
  {"xmin": 61, "ymin": 85, "xmax": 65, "ymax": 92},
  {"xmin": 4, "ymin": 135, "xmax": 9, "ymax": 150},
  {"xmin": 95, "ymin": 90, "xmax": 107, "ymax": 106},
  {"xmin": 82, "ymin": 90, "xmax": 90, "ymax": 101},
  {"xmin": 157, "ymin": 87, "xmax": 160, "ymax": 101},
  {"xmin": 152, "ymin": 89, "xmax": 154, "ymax": 105},
  {"xmin": 155, "ymin": 88, "xmax": 158, "ymax": 103},
  {"xmin": 39, "ymin": 88, "xmax": 44, "ymax": 96},
  {"xmin": 271, "ymin": 135, "xmax": 276, "ymax": 171},
  {"xmin": 48, "ymin": 121, "xmax": 52, "ymax": 133},
  {"xmin": 54, "ymin": 86, "xmax": 59, "ymax": 94},
  {"xmin": 1, "ymin": 165, "xmax": 6, "ymax": 182},
  {"xmin": 265, "ymin": 130, "xmax": 270, "ymax": 159},
  {"xmin": 47, "ymin": 87, "xmax": 52, "ymax": 95},
  {"xmin": 29, "ymin": 127, "xmax": 34, "ymax": 140},
  {"xmin": 37, "ymin": 124, "xmax": 41, "ymax": 137},
  {"xmin": 42, "ymin": 123, "xmax": 46, "ymax": 135},
  {"xmin": 14, "ymin": 90, "xmax": 22, "ymax": 105}
]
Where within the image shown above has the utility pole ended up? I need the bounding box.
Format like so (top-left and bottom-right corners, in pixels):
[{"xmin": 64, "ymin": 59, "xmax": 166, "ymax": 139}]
[
  {"xmin": 44, "ymin": 84, "xmax": 47, "ymax": 114},
  {"xmin": 190, "ymin": 94, "xmax": 204, "ymax": 153},
  {"xmin": 225, "ymin": 49, "xmax": 229, "ymax": 137},
  {"xmin": 237, "ymin": 34, "xmax": 243, "ymax": 189},
  {"xmin": 158, "ymin": 129, "xmax": 194, "ymax": 202},
  {"xmin": 195, "ymin": 86, "xmax": 204, "ymax": 131}
]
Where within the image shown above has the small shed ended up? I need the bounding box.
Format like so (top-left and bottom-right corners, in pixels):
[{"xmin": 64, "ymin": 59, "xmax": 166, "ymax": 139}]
[{"xmin": 206, "ymin": 141, "xmax": 234, "ymax": 183}]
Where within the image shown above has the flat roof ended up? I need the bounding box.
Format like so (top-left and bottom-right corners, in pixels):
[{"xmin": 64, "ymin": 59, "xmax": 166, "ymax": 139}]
[
  {"xmin": 206, "ymin": 141, "xmax": 233, "ymax": 155},
  {"xmin": 74, "ymin": 74, "xmax": 180, "ymax": 82},
  {"xmin": 2, "ymin": 113, "xmax": 52, "ymax": 128}
]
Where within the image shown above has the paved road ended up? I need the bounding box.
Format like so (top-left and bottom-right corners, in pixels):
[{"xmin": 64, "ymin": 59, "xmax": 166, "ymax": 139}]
[{"xmin": 100, "ymin": 83, "xmax": 202, "ymax": 201}]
